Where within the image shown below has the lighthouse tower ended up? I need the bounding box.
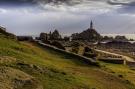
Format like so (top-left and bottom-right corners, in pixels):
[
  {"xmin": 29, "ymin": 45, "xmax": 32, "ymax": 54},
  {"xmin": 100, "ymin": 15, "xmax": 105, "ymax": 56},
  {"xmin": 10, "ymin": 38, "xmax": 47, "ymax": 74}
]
[{"xmin": 90, "ymin": 20, "xmax": 93, "ymax": 29}]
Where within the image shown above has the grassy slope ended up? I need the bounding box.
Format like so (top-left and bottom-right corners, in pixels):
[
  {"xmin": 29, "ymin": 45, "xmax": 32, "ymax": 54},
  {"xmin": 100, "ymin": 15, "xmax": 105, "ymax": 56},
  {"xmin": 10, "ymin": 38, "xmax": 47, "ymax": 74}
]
[{"xmin": 0, "ymin": 36, "xmax": 135, "ymax": 89}]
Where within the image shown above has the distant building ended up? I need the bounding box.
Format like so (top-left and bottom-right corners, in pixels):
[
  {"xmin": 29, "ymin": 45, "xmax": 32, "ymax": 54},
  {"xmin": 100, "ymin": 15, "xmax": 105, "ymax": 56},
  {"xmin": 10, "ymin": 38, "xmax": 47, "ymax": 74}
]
[
  {"xmin": 50, "ymin": 30, "xmax": 62, "ymax": 40},
  {"xmin": 40, "ymin": 33, "xmax": 49, "ymax": 41},
  {"xmin": 71, "ymin": 33, "xmax": 81, "ymax": 40},
  {"xmin": 39, "ymin": 30, "xmax": 62, "ymax": 41}
]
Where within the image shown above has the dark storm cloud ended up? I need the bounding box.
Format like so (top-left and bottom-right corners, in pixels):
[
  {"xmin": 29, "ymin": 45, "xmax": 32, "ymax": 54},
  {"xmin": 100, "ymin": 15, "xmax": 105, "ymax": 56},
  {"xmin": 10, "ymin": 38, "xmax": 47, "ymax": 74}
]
[
  {"xmin": 0, "ymin": 0, "xmax": 34, "ymax": 4},
  {"xmin": 106, "ymin": 0, "xmax": 135, "ymax": 14},
  {"xmin": 0, "ymin": 0, "xmax": 75, "ymax": 6},
  {"xmin": 0, "ymin": 0, "xmax": 37, "ymax": 7},
  {"xmin": 0, "ymin": 0, "xmax": 134, "ymax": 6},
  {"xmin": 39, "ymin": 0, "xmax": 135, "ymax": 6},
  {"xmin": 1, "ymin": 0, "xmax": 134, "ymax": 10}
]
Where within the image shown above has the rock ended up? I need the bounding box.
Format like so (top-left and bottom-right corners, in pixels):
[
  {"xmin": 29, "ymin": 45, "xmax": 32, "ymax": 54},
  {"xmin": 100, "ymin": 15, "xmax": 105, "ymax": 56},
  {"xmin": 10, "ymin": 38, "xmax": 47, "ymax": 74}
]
[{"xmin": 0, "ymin": 66, "xmax": 43, "ymax": 89}]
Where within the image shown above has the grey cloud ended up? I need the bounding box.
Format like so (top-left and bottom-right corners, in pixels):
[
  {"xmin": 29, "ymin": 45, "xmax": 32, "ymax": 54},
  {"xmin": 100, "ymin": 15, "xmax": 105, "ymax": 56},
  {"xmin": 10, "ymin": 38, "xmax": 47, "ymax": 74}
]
[
  {"xmin": 0, "ymin": 0, "xmax": 78, "ymax": 6},
  {"xmin": 0, "ymin": 0, "xmax": 36, "ymax": 5},
  {"xmin": 106, "ymin": 0, "xmax": 135, "ymax": 14},
  {"xmin": 117, "ymin": 5, "xmax": 135, "ymax": 14},
  {"xmin": 0, "ymin": 0, "xmax": 135, "ymax": 36},
  {"xmin": 0, "ymin": 0, "xmax": 135, "ymax": 6},
  {"xmin": 117, "ymin": 1, "xmax": 135, "ymax": 14}
]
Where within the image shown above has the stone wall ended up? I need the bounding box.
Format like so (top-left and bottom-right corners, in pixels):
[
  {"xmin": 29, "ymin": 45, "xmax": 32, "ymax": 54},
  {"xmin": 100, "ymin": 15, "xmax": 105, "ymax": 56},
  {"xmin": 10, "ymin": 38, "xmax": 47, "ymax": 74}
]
[
  {"xmin": 99, "ymin": 58, "xmax": 124, "ymax": 64},
  {"xmin": 36, "ymin": 40, "xmax": 98, "ymax": 66}
]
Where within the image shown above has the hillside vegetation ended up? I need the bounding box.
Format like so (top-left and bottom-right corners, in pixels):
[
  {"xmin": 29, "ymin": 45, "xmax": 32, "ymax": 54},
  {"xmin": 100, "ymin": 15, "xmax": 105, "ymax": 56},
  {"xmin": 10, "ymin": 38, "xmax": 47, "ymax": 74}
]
[{"xmin": 0, "ymin": 32, "xmax": 135, "ymax": 89}]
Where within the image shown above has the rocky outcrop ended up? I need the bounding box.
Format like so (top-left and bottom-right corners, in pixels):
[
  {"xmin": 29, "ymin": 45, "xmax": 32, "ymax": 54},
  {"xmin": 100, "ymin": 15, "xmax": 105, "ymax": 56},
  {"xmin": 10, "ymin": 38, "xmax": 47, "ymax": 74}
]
[
  {"xmin": 80, "ymin": 28, "xmax": 101, "ymax": 41},
  {"xmin": 0, "ymin": 67, "xmax": 43, "ymax": 89},
  {"xmin": 39, "ymin": 30, "xmax": 62, "ymax": 41},
  {"xmin": 71, "ymin": 28, "xmax": 102, "ymax": 42},
  {"xmin": 0, "ymin": 26, "xmax": 17, "ymax": 40}
]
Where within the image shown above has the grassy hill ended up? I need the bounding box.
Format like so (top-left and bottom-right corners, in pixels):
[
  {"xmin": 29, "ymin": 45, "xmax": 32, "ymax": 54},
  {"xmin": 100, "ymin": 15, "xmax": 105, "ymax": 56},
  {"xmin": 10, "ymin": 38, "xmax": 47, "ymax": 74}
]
[{"xmin": 0, "ymin": 33, "xmax": 135, "ymax": 89}]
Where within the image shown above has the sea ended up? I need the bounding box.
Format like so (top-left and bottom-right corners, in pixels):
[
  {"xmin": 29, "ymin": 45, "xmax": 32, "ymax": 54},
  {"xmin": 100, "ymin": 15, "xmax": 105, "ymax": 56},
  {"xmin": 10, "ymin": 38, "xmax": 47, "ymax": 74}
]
[
  {"xmin": 30, "ymin": 34, "xmax": 135, "ymax": 43},
  {"xmin": 101, "ymin": 34, "xmax": 135, "ymax": 40}
]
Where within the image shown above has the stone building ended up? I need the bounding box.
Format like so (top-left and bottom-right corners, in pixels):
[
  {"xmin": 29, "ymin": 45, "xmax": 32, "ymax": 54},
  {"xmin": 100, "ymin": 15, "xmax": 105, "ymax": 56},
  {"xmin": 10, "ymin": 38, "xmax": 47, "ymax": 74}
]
[
  {"xmin": 50, "ymin": 30, "xmax": 62, "ymax": 40},
  {"xmin": 39, "ymin": 30, "xmax": 62, "ymax": 41},
  {"xmin": 40, "ymin": 33, "xmax": 49, "ymax": 41}
]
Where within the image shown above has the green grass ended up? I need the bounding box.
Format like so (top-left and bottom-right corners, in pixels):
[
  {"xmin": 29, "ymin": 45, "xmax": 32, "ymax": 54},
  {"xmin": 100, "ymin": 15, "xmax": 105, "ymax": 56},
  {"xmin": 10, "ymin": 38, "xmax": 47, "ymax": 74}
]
[
  {"xmin": 100, "ymin": 62, "xmax": 135, "ymax": 85},
  {"xmin": 0, "ymin": 36, "xmax": 135, "ymax": 89}
]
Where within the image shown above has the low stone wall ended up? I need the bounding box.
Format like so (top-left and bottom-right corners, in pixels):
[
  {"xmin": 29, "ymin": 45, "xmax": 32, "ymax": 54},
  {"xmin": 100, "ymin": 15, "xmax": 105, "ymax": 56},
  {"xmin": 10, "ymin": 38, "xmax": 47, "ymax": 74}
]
[
  {"xmin": 126, "ymin": 61, "xmax": 135, "ymax": 67},
  {"xmin": 36, "ymin": 41, "xmax": 98, "ymax": 66},
  {"xmin": 99, "ymin": 58, "xmax": 124, "ymax": 64}
]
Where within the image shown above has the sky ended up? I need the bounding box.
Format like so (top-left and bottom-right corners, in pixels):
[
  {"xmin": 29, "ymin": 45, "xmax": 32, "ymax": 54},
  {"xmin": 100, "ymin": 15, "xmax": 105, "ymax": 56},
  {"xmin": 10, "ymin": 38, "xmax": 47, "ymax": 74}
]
[{"xmin": 0, "ymin": 0, "xmax": 135, "ymax": 36}]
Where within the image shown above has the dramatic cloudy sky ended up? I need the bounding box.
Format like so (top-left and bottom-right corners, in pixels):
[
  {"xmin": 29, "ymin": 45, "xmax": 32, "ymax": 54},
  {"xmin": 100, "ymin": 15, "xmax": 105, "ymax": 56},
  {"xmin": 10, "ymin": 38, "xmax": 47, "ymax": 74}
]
[{"xmin": 0, "ymin": 0, "xmax": 135, "ymax": 36}]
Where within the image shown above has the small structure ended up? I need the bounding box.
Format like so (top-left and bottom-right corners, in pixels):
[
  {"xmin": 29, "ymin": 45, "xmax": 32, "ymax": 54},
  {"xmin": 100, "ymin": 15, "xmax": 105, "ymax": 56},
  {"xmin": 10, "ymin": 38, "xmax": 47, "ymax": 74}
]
[
  {"xmin": 40, "ymin": 33, "xmax": 49, "ymax": 41},
  {"xmin": 39, "ymin": 30, "xmax": 62, "ymax": 41}
]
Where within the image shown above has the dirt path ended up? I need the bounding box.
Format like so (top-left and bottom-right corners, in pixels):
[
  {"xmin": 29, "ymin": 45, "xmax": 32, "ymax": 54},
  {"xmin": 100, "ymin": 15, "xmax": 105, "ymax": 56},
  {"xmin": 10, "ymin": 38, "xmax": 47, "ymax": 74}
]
[{"xmin": 95, "ymin": 49, "xmax": 135, "ymax": 62}]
